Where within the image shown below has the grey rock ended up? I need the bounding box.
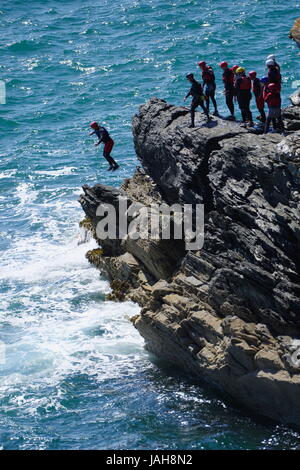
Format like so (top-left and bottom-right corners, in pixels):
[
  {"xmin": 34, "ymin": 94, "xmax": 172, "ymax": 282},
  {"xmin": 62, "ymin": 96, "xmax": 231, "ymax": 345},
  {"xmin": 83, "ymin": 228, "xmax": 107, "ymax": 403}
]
[
  {"xmin": 79, "ymin": 97, "xmax": 300, "ymax": 427},
  {"xmin": 290, "ymin": 88, "xmax": 300, "ymax": 106}
]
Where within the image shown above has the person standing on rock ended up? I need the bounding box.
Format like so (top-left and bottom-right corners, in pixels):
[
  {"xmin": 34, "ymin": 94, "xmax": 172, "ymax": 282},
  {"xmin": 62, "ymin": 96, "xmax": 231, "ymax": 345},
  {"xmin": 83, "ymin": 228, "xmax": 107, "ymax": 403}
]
[
  {"xmin": 234, "ymin": 67, "xmax": 254, "ymax": 127},
  {"xmin": 266, "ymin": 59, "xmax": 282, "ymax": 90},
  {"xmin": 266, "ymin": 54, "xmax": 281, "ymax": 72},
  {"xmin": 89, "ymin": 122, "xmax": 119, "ymax": 171},
  {"xmin": 198, "ymin": 61, "xmax": 219, "ymax": 116},
  {"xmin": 184, "ymin": 73, "xmax": 210, "ymax": 127},
  {"xmin": 220, "ymin": 62, "xmax": 236, "ymax": 120},
  {"xmin": 263, "ymin": 83, "xmax": 285, "ymax": 134},
  {"xmin": 249, "ymin": 71, "xmax": 266, "ymax": 123}
]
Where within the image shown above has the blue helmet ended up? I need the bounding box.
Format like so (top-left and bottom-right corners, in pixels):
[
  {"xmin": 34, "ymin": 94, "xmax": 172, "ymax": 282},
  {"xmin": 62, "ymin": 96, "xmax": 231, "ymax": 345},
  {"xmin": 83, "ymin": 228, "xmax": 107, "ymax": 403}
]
[{"xmin": 260, "ymin": 76, "xmax": 269, "ymax": 84}]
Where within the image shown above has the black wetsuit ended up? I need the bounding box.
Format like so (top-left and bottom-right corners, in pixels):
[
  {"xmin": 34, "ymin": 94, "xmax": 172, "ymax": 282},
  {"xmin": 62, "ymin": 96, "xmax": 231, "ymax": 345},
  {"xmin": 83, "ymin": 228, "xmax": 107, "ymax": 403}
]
[
  {"xmin": 223, "ymin": 68, "xmax": 235, "ymax": 116},
  {"xmin": 235, "ymin": 75, "xmax": 253, "ymax": 123},
  {"xmin": 202, "ymin": 66, "xmax": 218, "ymax": 113},
  {"xmin": 252, "ymin": 78, "xmax": 266, "ymax": 122},
  {"xmin": 94, "ymin": 126, "xmax": 111, "ymax": 143},
  {"xmin": 268, "ymin": 66, "xmax": 282, "ymax": 89},
  {"xmin": 186, "ymin": 79, "xmax": 209, "ymax": 126},
  {"xmin": 93, "ymin": 126, "xmax": 118, "ymax": 168}
]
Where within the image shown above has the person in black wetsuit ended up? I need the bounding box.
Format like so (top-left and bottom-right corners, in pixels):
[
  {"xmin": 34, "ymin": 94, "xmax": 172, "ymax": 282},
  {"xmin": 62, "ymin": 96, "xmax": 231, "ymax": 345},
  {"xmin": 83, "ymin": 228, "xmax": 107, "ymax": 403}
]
[
  {"xmin": 220, "ymin": 61, "xmax": 236, "ymax": 120},
  {"xmin": 90, "ymin": 122, "xmax": 119, "ymax": 171},
  {"xmin": 198, "ymin": 61, "xmax": 219, "ymax": 115},
  {"xmin": 266, "ymin": 59, "xmax": 282, "ymax": 90},
  {"xmin": 184, "ymin": 73, "xmax": 210, "ymax": 127},
  {"xmin": 249, "ymin": 71, "xmax": 266, "ymax": 123},
  {"xmin": 263, "ymin": 83, "xmax": 284, "ymax": 134},
  {"xmin": 266, "ymin": 54, "xmax": 281, "ymax": 72},
  {"xmin": 234, "ymin": 67, "xmax": 254, "ymax": 127}
]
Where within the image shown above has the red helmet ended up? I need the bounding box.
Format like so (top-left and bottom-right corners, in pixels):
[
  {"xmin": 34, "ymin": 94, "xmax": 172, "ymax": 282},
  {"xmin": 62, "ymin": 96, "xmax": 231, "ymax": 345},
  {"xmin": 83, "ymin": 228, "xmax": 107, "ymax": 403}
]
[
  {"xmin": 220, "ymin": 61, "xmax": 228, "ymax": 68},
  {"xmin": 231, "ymin": 64, "xmax": 239, "ymax": 72},
  {"xmin": 249, "ymin": 70, "xmax": 257, "ymax": 79},
  {"xmin": 90, "ymin": 121, "xmax": 99, "ymax": 129},
  {"xmin": 198, "ymin": 61, "xmax": 206, "ymax": 68},
  {"xmin": 268, "ymin": 83, "xmax": 277, "ymax": 91}
]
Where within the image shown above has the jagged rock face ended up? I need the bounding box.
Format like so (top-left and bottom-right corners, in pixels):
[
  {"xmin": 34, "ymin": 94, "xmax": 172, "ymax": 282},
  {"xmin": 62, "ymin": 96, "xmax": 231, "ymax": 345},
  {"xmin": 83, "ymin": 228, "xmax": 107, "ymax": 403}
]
[
  {"xmin": 132, "ymin": 98, "xmax": 300, "ymax": 335},
  {"xmin": 132, "ymin": 97, "xmax": 250, "ymax": 208},
  {"xmin": 79, "ymin": 97, "xmax": 300, "ymax": 427}
]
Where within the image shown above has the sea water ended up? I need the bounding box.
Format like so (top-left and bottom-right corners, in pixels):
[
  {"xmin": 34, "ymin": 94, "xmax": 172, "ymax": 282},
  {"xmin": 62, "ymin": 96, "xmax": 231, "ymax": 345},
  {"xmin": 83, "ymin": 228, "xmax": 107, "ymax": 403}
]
[{"xmin": 0, "ymin": 0, "xmax": 300, "ymax": 450}]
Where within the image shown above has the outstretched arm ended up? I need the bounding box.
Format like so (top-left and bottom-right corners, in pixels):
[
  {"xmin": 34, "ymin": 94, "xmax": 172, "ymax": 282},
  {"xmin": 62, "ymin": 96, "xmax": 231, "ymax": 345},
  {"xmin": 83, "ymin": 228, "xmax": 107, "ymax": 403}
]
[
  {"xmin": 184, "ymin": 88, "xmax": 191, "ymax": 102},
  {"xmin": 95, "ymin": 137, "xmax": 103, "ymax": 147}
]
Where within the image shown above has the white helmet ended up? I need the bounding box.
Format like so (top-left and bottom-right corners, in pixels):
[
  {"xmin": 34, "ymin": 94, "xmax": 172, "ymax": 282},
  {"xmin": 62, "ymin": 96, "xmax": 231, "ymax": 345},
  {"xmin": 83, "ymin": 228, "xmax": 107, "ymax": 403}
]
[
  {"xmin": 266, "ymin": 59, "xmax": 275, "ymax": 67},
  {"xmin": 267, "ymin": 54, "xmax": 276, "ymax": 61}
]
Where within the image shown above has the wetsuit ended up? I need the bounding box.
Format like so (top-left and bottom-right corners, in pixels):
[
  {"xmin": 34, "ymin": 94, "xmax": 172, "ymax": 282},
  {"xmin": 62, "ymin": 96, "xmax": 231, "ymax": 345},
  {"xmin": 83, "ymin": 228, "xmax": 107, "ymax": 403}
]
[
  {"xmin": 252, "ymin": 77, "xmax": 266, "ymax": 122},
  {"xmin": 201, "ymin": 66, "xmax": 218, "ymax": 113},
  {"xmin": 274, "ymin": 61, "xmax": 281, "ymax": 72},
  {"xmin": 267, "ymin": 66, "xmax": 282, "ymax": 90},
  {"xmin": 185, "ymin": 79, "xmax": 209, "ymax": 126},
  {"xmin": 235, "ymin": 74, "xmax": 253, "ymax": 123},
  {"xmin": 93, "ymin": 126, "xmax": 118, "ymax": 168},
  {"xmin": 263, "ymin": 89, "xmax": 284, "ymax": 134},
  {"xmin": 222, "ymin": 68, "xmax": 235, "ymax": 116}
]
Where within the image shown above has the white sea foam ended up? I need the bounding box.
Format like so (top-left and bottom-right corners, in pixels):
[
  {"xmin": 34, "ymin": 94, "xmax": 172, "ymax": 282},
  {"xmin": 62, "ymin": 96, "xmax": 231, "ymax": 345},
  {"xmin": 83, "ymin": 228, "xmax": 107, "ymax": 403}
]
[
  {"xmin": 0, "ymin": 169, "xmax": 17, "ymax": 179},
  {"xmin": 0, "ymin": 182, "xmax": 143, "ymax": 418},
  {"xmin": 34, "ymin": 166, "xmax": 76, "ymax": 177}
]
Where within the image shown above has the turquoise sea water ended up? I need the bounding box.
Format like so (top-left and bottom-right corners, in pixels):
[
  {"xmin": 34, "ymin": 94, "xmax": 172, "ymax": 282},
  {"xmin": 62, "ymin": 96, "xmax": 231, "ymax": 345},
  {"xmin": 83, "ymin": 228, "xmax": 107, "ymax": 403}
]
[{"xmin": 0, "ymin": 0, "xmax": 300, "ymax": 450}]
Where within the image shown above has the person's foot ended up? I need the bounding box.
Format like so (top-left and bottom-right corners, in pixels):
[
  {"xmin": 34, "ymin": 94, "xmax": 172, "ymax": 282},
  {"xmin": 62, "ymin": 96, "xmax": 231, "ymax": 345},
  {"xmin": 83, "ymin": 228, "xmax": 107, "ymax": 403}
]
[
  {"xmin": 107, "ymin": 165, "xmax": 114, "ymax": 171},
  {"xmin": 240, "ymin": 122, "xmax": 247, "ymax": 128},
  {"xmin": 213, "ymin": 110, "xmax": 219, "ymax": 116},
  {"xmin": 248, "ymin": 121, "xmax": 254, "ymax": 127},
  {"xmin": 189, "ymin": 124, "xmax": 195, "ymax": 128},
  {"xmin": 112, "ymin": 164, "xmax": 119, "ymax": 171}
]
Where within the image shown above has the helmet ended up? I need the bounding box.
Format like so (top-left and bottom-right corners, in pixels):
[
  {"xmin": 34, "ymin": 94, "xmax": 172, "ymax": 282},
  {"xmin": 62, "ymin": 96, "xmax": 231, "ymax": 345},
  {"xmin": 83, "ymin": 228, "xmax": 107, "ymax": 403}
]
[
  {"xmin": 220, "ymin": 61, "xmax": 228, "ymax": 68},
  {"xmin": 90, "ymin": 121, "xmax": 98, "ymax": 129},
  {"xmin": 266, "ymin": 59, "xmax": 275, "ymax": 67},
  {"xmin": 198, "ymin": 61, "xmax": 206, "ymax": 68},
  {"xmin": 236, "ymin": 67, "xmax": 245, "ymax": 74},
  {"xmin": 260, "ymin": 76, "xmax": 269, "ymax": 84},
  {"xmin": 267, "ymin": 54, "xmax": 276, "ymax": 61},
  {"xmin": 249, "ymin": 71, "xmax": 257, "ymax": 79},
  {"xmin": 231, "ymin": 64, "xmax": 239, "ymax": 72},
  {"xmin": 268, "ymin": 83, "xmax": 277, "ymax": 91}
]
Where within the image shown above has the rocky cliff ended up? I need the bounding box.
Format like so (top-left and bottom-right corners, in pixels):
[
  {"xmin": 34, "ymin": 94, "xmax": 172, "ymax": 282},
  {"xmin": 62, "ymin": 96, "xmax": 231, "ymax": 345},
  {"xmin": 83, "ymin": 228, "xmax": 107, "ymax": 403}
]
[{"xmin": 79, "ymin": 97, "xmax": 300, "ymax": 427}]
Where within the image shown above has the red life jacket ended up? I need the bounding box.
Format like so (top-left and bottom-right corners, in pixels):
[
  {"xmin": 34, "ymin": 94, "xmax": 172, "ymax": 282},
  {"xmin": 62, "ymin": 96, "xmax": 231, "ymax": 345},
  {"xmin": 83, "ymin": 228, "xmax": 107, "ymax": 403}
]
[
  {"xmin": 252, "ymin": 78, "xmax": 262, "ymax": 97},
  {"xmin": 264, "ymin": 91, "xmax": 281, "ymax": 108},
  {"xmin": 202, "ymin": 66, "xmax": 215, "ymax": 83},
  {"xmin": 239, "ymin": 75, "xmax": 251, "ymax": 90},
  {"xmin": 223, "ymin": 68, "xmax": 234, "ymax": 86}
]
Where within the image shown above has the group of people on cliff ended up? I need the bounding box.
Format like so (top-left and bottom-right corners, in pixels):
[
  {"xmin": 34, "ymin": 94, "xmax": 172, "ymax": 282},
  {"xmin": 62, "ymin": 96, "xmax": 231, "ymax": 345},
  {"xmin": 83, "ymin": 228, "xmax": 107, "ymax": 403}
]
[
  {"xmin": 184, "ymin": 54, "xmax": 284, "ymax": 134},
  {"xmin": 90, "ymin": 54, "xmax": 284, "ymax": 171}
]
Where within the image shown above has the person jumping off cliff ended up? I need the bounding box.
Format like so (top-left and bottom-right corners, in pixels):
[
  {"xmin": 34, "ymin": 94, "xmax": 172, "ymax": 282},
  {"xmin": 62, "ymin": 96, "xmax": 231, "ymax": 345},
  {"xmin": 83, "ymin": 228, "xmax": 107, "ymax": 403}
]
[
  {"xmin": 89, "ymin": 122, "xmax": 119, "ymax": 171},
  {"xmin": 198, "ymin": 61, "xmax": 219, "ymax": 116},
  {"xmin": 234, "ymin": 67, "xmax": 254, "ymax": 127},
  {"xmin": 184, "ymin": 73, "xmax": 210, "ymax": 127},
  {"xmin": 220, "ymin": 61, "xmax": 236, "ymax": 120}
]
